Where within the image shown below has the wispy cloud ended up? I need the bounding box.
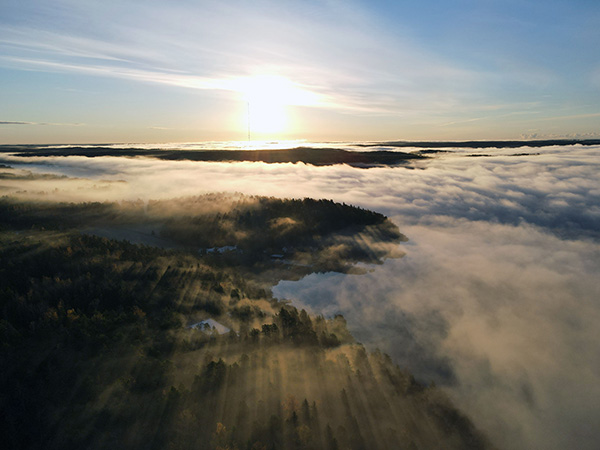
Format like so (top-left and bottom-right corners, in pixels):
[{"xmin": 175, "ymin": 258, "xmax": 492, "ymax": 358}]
[
  {"xmin": 0, "ymin": 1, "xmax": 486, "ymax": 116},
  {"xmin": 1, "ymin": 0, "xmax": 599, "ymax": 141},
  {"xmin": 537, "ymin": 112, "xmax": 600, "ymax": 121},
  {"xmin": 0, "ymin": 120, "xmax": 83, "ymax": 126}
]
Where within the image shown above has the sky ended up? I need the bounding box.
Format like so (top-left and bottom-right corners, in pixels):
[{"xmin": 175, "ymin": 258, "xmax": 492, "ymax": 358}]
[{"xmin": 1, "ymin": 0, "xmax": 599, "ymax": 143}]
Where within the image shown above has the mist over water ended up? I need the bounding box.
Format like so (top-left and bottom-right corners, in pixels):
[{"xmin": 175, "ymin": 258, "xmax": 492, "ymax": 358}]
[
  {"xmin": 274, "ymin": 220, "xmax": 600, "ymax": 450},
  {"xmin": 2, "ymin": 141, "xmax": 599, "ymax": 449}
]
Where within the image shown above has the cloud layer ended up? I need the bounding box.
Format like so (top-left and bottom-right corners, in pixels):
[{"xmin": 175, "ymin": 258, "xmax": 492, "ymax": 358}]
[
  {"xmin": 4, "ymin": 144, "xmax": 599, "ymax": 238},
  {"xmin": 3, "ymin": 144, "xmax": 600, "ymax": 449},
  {"xmin": 275, "ymin": 219, "xmax": 600, "ymax": 450}
]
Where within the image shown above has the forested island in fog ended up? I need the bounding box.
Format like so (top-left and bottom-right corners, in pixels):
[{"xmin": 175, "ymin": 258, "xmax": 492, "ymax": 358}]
[
  {"xmin": 3, "ymin": 139, "xmax": 599, "ymax": 169},
  {"xmin": 0, "ymin": 145, "xmax": 424, "ymax": 168},
  {"xmin": 0, "ymin": 171, "xmax": 491, "ymax": 449}
]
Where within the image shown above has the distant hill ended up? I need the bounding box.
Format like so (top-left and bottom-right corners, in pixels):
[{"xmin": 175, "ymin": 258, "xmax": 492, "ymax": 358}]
[
  {"xmin": 359, "ymin": 138, "xmax": 600, "ymax": 148},
  {"xmin": 0, "ymin": 146, "xmax": 424, "ymax": 167}
]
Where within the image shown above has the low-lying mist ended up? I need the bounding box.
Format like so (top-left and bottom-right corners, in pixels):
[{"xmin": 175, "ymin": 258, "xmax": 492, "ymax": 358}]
[
  {"xmin": 2, "ymin": 144, "xmax": 599, "ymax": 449},
  {"xmin": 275, "ymin": 219, "xmax": 600, "ymax": 450}
]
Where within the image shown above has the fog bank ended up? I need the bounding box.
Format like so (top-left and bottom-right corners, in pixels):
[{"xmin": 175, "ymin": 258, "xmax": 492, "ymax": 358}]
[
  {"xmin": 2, "ymin": 144, "xmax": 599, "ymax": 449},
  {"xmin": 275, "ymin": 219, "xmax": 600, "ymax": 450}
]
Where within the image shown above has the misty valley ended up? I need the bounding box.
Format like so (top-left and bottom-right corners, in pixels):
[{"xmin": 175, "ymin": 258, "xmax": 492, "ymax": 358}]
[
  {"xmin": 0, "ymin": 171, "xmax": 490, "ymax": 450},
  {"xmin": 1, "ymin": 140, "xmax": 599, "ymax": 450},
  {"xmin": 2, "ymin": 0, "xmax": 599, "ymax": 446}
]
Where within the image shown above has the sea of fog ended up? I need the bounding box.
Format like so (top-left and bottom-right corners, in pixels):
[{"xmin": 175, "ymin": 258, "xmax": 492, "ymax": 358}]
[{"xmin": 2, "ymin": 141, "xmax": 599, "ymax": 450}]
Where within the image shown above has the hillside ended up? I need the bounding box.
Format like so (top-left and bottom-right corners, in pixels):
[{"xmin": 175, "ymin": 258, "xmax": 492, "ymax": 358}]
[{"xmin": 0, "ymin": 193, "xmax": 492, "ymax": 450}]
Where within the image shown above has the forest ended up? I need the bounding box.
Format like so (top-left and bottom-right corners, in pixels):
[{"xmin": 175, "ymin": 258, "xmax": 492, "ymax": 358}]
[
  {"xmin": 0, "ymin": 146, "xmax": 424, "ymax": 167},
  {"xmin": 0, "ymin": 193, "xmax": 405, "ymax": 280},
  {"xmin": 0, "ymin": 176, "xmax": 492, "ymax": 449}
]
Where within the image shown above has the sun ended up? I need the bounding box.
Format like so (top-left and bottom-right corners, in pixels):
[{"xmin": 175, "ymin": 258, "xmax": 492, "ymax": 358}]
[
  {"xmin": 231, "ymin": 75, "xmax": 321, "ymax": 136},
  {"xmin": 246, "ymin": 92, "xmax": 286, "ymax": 135}
]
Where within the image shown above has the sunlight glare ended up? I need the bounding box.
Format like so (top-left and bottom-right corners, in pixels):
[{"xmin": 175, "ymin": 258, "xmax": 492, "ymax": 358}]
[{"xmin": 233, "ymin": 75, "xmax": 320, "ymax": 135}]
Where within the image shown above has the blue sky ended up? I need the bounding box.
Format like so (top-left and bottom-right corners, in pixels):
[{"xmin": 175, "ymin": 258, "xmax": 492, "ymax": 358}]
[{"xmin": 1, "ymin": 0, "xmax": 599, "ymax": 143}]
